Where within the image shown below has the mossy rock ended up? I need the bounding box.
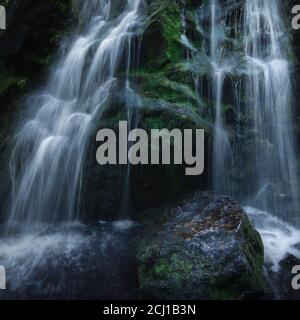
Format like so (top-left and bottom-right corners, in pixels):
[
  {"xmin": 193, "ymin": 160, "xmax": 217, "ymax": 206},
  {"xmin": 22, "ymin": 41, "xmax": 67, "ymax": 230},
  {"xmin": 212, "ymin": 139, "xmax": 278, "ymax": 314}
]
[{"xmin": 136, "ymin": 192, "xmax": 268, "ymax": 300}]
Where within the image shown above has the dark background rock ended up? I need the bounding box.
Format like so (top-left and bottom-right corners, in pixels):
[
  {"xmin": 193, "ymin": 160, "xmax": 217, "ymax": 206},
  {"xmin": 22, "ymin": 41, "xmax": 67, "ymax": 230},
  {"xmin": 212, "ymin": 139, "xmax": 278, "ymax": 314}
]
[{"xmin": 82, "ymin": 84, "xmax": 209, "ymax": 221}]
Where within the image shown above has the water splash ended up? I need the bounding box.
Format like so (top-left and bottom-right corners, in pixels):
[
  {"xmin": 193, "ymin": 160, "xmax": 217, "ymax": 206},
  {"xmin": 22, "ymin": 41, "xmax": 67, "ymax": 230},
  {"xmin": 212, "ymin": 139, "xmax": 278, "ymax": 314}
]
[
  {"xmin": 245, "ymin": 207, "xmax": 300, "ymax": 273},
  {"xmin": 0, "ymin": 221, "xmax": 138, "ymax": 299}
]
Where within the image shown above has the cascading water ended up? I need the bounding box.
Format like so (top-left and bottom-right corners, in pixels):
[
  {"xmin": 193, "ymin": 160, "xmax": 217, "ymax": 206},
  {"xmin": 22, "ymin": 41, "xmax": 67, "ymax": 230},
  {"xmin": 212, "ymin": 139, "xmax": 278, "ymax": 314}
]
[
  {"xmin": 206, "ymin": 0, "xmax": 300, "ymax": 288},
  {"xmin": 0, "ymin": 0, "xmax": 144, "ymax": 299},
  {"xmin": 243, "ymin": 0, "xmax": 299, "ymax": 219},
  {"xmin": 120, "ymin": 83, "xmax": 142, "ymax": 217},
  {"xmin": 206, "ymin": 0, "xmax": 299, "ymax": 219},
  {"xmin": 7, "ymin": 0, "xmax": 144, "ymax": 225},
  {"xmin": 210, "ymin": 0, "xmax": 233, "ymax": 194},
  {"xmin": 242, "ymin": 1, "xmax": 300, "ymax": 277},
  {"xmin": 241, "ymin": 2, "xmax": 300, "ymax": 286}
]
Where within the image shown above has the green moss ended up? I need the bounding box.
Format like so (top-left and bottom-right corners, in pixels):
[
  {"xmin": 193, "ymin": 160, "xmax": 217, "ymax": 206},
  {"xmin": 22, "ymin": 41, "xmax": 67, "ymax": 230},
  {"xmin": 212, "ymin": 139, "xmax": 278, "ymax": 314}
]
[
  {"xmin": 0, "ymin": 63, "xmax": 25, "ymax": 93},
  {"xmin": 152, "ymin": 260, "xmax": 171, "ymax": 278},
  {"xmin": 135, "ymin": 1, "xmax": 213, "ymax": 131},
  {"xmin": 160, "ymin": 5, "xmax": 182, "ymax": 62},
  {"xmin": 149, "ymin": 253, "xmax": 193, "ymax": 282},
  {"xmin": 148, "ymin": 1, "xmax": 182, "ymax": 63},
  {"xmin": 209, "ymin": 288, "xmax": 236, "ymax": 300},
  {"xmin": 242, "ymin": 218, "xmax": 266, "ymax": 290},
  {"xmin": 136, "ymin": 69, "xmax": 199, "ymax": 108},
  {"xmin": 138, "ymin": 245, "xmax": 194, "ymax": 289},
  {"xmin": 143, "ymin": 117, "xmax": 166, "ymax": 129}
]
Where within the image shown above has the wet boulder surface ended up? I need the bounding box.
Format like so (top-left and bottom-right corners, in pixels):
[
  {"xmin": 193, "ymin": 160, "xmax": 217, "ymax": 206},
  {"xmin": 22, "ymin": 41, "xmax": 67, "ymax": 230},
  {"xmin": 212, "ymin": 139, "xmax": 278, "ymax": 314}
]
[{"xmin": 136, "ymin": 192, "xmax": 267, "ymax": 300}]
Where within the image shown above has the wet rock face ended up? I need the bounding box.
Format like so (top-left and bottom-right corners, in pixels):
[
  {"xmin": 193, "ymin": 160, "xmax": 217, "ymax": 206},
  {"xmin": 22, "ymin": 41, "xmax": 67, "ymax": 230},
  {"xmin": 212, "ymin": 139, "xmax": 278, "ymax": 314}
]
[
  {"xmin": 136, "ymin": 192, "xmax": 267, "ymax": 300},
  {"xmin": 0, "ymin": 0, "xmax": 72, "ymax": 57},
  {"xmin": 83, "ymin": 86, "xmax": 207, "ymax": 221}
]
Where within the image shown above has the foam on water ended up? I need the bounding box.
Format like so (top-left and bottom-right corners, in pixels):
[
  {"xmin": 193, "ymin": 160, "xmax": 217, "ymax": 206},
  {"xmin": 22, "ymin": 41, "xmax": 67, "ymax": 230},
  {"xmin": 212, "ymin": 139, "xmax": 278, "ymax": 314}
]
[
  {"xmin": 245, "ymin": 207, "xmax": 300, "ymax": 272},
  {"xmin": 0, "ymin": 221, "xmax": 138, "ymax": 299}
]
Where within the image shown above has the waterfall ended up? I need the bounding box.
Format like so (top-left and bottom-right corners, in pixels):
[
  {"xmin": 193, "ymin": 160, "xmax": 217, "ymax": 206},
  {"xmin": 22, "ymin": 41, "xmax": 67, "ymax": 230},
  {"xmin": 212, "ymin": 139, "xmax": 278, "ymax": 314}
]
[
  {"xmin": 210, "ymin": 0, "xmax": 233, "ymax": 194},
  {"xmin": 212, "ymin": 69, "xmax": 233, "ymax": 194},
  {"xmin": 205, "ymin": 0, "xmax": 300, "ymax": 278},
  {"xmin": 206, "ymin": 0, "xmax": 299, "ymax": 222},
  {"xmin": 0, "ymin": 0, "xmax": 299, "ymax": 300},
  {"xmin": 241, "ymin": 0, "xmax": 300, "ymax": 288},
  {"xmin": 210, "ymin": 0, "xmax": 217, "ymax": 62},
  {"xmin": 7, "ymin": 0, "xmax": 144, "ymax": 225},
  {"xmin": 120, "ymin": 83, "xmax": 142, "ymax": 217},
  {"xmin": 243, "ymin": 0, "xmax": 299, "ymax": 220}
]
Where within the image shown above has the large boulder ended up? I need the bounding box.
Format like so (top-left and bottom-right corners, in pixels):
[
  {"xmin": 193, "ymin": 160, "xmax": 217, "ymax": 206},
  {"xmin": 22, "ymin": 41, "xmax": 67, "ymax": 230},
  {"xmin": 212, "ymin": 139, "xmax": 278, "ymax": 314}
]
[{"xmin": 136, "ymin": 192, "xmax": 267, "ymax": 299}]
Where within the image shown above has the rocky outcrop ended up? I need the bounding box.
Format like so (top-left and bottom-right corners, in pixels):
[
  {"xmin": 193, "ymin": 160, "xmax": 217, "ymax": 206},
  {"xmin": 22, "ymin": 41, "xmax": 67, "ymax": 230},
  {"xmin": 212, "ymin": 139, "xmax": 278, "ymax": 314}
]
[
  {"xmin": 83, "ymin": 83, "xmax": 208, "ymax": 220},
  {"xmin": 0, "ymin": 0, "xmax": 72, "ymax": 95},
  {"xmin": 136, "ymin": 192, "xmax": 267, "ymax": 300},
  {"xmin": 83, "ymin": 0, "xmax": 214, "ymax": 219}
]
